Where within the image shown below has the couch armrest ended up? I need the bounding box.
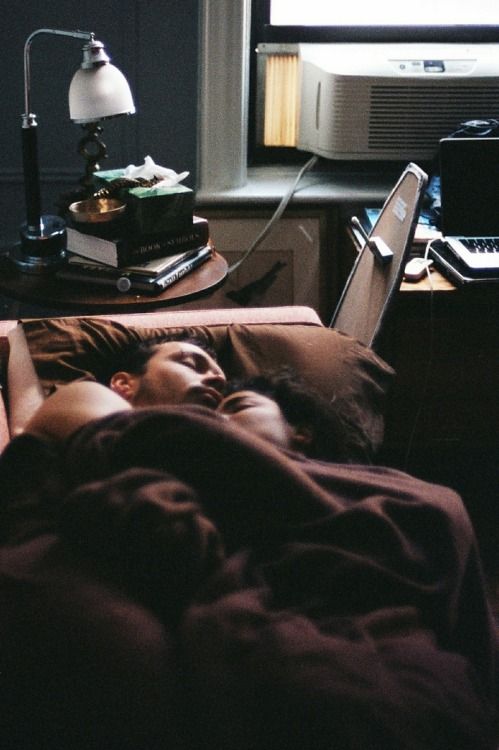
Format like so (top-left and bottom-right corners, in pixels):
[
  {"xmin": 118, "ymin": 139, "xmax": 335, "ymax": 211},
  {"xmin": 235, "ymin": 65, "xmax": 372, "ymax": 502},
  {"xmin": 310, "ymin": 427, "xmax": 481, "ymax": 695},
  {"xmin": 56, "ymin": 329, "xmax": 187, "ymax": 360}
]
[
  {"xmin": 0, "ymin": 387, "xmax": 8, "ymax": 452},
  {"xmin": 7, "ymin": 324, "xmax": 45, "ymax": 438},
  {"xmin": 0, "ymin": 320, "xmax": 20, "ymax": 451}
]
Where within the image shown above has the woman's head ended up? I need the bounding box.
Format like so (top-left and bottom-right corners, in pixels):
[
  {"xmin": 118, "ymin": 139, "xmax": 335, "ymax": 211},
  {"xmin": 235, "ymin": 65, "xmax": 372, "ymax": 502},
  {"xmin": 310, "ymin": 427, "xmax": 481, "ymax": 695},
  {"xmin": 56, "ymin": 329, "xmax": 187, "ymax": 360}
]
[
  {"xmin": 217, "ymin": 369, "xmax": 359, "ymax": 462},
  {"xmin": 218, "ymin": 387, "xmax": 303, "ymax": 452}
]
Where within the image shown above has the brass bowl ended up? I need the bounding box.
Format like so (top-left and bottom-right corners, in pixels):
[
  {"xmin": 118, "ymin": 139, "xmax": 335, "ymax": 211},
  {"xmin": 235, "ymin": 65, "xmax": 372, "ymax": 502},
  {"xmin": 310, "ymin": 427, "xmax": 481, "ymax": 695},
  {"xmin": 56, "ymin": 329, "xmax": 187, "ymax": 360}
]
[{"xmin": 69, "ymin": 198, "xmax": 126, "ymax": 224}]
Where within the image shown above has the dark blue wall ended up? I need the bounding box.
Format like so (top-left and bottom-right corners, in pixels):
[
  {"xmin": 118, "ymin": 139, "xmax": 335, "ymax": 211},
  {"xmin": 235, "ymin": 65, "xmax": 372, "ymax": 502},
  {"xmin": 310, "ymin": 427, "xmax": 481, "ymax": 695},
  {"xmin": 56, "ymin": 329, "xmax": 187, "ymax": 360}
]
[{"xmin": 0, "ymin": 1, "xmax": 200, "ymax": 245}]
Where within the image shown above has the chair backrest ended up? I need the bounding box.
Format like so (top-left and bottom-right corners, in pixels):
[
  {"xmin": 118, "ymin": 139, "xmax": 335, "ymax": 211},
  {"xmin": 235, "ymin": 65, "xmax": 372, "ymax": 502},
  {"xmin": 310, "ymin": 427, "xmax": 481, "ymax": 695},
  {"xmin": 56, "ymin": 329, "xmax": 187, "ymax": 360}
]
[{"xmin": 330, "ymin": 162, "xmax": 428, "ymax": 350}]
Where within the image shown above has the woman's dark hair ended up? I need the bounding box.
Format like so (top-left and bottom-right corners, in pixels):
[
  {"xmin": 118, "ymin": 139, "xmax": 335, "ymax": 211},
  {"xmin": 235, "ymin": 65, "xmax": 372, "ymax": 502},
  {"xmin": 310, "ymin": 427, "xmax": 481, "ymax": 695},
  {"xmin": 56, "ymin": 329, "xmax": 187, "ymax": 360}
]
[{"xmin": 224, "ymin": 369, "xmax": 369, "ymax": 464}]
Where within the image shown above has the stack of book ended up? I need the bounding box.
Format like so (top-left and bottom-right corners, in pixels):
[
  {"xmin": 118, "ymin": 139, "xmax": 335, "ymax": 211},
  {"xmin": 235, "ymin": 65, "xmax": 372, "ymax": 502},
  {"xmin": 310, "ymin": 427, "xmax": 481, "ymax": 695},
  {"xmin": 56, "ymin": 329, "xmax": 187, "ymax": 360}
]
[{"xmin": 57, "ymin": 215, "xmax": 212, "ymax": 294}]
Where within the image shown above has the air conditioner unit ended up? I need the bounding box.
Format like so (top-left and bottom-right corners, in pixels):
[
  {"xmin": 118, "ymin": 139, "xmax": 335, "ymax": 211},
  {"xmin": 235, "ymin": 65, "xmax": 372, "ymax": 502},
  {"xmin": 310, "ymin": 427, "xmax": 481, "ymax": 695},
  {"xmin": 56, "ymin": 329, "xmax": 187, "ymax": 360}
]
[{"xmin": 297, "ymin": 43, "xmax": 499, "ymax": 161}]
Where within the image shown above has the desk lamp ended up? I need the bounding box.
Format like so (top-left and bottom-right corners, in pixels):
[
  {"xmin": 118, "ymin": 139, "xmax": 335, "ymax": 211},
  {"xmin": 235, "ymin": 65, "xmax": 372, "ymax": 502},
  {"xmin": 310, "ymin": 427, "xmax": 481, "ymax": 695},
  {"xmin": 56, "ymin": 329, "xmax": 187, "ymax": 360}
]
[{"xmin": 11, "ymin": 28, "xmax": 135, "ymax": 273}]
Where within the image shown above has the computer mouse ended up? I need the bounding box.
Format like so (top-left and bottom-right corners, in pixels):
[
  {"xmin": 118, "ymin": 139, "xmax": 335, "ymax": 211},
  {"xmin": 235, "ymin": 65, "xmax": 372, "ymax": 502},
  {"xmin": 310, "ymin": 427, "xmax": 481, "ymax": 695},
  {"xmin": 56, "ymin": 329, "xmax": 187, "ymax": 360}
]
[{"xmin": 403, "ymin": 257, "xmax": 433, "ymax": 282}]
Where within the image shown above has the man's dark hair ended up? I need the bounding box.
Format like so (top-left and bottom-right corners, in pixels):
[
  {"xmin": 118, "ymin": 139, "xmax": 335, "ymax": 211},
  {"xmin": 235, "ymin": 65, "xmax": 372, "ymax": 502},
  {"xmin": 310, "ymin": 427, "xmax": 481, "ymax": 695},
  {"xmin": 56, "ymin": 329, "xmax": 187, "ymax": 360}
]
[
  {"xmin": 224, "ymin": 369, "xmax": 369, "ymax": 463},
  {"xmin": 103, "ymin": 332, "xmax": 217, "ymax": 382}
]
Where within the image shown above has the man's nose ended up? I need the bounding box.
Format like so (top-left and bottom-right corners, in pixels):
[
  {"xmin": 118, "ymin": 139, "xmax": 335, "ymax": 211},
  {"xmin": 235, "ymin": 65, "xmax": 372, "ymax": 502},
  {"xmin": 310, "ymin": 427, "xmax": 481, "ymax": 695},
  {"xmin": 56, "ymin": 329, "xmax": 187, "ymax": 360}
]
[{"xmin": 203, "ymin": 368, "xmax": 226, "ymax": 390}]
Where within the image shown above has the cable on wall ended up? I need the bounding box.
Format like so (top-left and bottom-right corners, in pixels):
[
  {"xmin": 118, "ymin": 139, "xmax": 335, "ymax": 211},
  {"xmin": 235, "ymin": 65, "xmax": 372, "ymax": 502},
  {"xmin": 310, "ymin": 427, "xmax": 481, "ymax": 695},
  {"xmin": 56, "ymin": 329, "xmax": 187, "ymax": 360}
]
[{"xmin": 226, "ymin": 154, "xmax": 319, "ymax": 275}]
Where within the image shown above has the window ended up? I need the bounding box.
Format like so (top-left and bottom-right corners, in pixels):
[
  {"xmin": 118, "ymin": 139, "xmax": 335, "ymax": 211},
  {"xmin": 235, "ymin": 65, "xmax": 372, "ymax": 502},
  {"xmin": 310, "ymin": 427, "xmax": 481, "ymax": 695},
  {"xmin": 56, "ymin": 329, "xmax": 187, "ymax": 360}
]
[
  {"xmin": 250, "ymin": 0, "xmax": 499, "ymax": 162},
  {"xmin": 269, "ymin": 0, "xmax": 499, "ymax": 27},
  {"xmin": 197, "ymin": 1, "xmax": 499, "ymax": 194}
]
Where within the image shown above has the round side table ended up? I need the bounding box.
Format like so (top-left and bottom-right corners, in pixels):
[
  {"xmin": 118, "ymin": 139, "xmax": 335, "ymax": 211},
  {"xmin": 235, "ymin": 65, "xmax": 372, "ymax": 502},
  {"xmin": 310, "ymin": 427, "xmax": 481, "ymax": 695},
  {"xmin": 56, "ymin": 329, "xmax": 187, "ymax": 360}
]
[{"xmin": 0, "ymin": 251, "xmax": 228, "ymax": 314}]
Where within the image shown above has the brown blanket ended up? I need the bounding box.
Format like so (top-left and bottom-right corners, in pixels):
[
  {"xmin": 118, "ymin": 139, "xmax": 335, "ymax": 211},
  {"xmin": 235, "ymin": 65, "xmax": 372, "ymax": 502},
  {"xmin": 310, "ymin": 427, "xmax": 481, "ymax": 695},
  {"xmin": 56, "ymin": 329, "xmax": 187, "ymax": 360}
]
[{"xmin": 0, "ymin": 406, "xmax": 498, "ymax": 749}]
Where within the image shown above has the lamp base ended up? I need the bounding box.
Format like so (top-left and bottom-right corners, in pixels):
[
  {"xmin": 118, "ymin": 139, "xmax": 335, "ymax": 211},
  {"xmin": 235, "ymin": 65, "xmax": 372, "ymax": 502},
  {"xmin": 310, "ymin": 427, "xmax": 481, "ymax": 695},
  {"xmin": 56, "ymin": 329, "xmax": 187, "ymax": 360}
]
[
  {"xmin": 12, "ymin": 215, "xmax": 67, "ymax": 273},
  {"xmin": 57, "ymin": 123, "xmax": 108, "ymax": 215},
  {"xmin": 78, "ymin": 122, "xmax": 107, "ymax": 192}
]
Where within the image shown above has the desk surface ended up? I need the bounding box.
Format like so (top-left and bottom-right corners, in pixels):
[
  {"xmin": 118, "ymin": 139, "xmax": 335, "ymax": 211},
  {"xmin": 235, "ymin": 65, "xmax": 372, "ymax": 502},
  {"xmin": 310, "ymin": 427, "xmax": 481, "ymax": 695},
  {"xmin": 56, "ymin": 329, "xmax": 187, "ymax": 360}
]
[
  {"xmin": 0, "ymin": 251, "xmax": 228, "ymax": 313},
  {"xmin": 400, "ymin": 269, "xmax": 456, "ymax": 293}
]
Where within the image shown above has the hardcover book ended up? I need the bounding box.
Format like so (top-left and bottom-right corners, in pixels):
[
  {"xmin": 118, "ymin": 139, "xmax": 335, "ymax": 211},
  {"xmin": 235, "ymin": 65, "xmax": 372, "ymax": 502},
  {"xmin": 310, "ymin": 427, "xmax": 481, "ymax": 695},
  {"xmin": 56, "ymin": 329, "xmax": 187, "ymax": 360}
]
[
  {"xmin": 57, "ymin": 244, "xmax": 214, "ymax": 294},
  {"xmin": 66, "ymin": 215, "xmax": 210, "ymax": 268},
  {"xmin": 67, "ymin": 245, "xmax": 206, "ymax": 278}
]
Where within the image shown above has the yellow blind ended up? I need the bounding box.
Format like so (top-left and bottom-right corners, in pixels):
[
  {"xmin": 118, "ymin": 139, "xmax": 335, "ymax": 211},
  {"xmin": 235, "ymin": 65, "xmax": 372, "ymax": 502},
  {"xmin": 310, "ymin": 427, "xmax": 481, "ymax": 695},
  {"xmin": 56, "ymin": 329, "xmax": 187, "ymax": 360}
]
[{"xmin": 263, "ymin": 54, "xmax": 299, "ymax": 147}]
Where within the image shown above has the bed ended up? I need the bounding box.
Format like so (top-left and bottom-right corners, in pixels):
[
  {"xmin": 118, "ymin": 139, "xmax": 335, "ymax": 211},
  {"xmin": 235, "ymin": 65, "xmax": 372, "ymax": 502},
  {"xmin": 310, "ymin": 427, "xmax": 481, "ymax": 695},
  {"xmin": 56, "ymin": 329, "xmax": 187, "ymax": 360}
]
[{"xmin": 0, "ymin": 306, "xmax": 497, "ymax": 750}]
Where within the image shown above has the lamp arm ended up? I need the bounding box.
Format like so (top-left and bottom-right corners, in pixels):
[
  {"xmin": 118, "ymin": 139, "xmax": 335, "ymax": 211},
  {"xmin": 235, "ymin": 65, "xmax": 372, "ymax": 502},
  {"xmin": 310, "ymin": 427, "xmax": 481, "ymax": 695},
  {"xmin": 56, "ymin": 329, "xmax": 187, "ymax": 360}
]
[
  {"xmin": 21, "ymin": 29, "xmax": 94, "ymax": 230},
  {"xmin": 23, "ymin": 28, "xmax": 94, "ymax": 120}
]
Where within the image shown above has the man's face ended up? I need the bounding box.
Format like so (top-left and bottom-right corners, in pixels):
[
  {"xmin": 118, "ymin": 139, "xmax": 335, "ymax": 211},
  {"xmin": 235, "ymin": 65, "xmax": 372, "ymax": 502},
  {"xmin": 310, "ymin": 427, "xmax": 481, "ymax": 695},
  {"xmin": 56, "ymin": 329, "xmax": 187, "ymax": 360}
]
[{"xmin": 112, "ymin": 341, "xmax": 226, "ymax": 408}]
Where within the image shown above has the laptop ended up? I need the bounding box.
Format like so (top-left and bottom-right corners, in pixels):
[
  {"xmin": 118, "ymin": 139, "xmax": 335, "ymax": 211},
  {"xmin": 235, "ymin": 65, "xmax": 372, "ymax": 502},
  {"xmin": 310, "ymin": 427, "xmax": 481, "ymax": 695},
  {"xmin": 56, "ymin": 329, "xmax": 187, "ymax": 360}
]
[{"xmin": 439, "ymin": 137, "xmax": 499, "ymax": 271}]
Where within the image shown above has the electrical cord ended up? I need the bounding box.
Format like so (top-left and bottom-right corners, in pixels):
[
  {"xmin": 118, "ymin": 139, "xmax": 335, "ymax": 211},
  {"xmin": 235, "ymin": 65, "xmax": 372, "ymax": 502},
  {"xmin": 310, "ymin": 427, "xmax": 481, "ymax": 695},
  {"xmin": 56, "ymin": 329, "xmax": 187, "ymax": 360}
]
[
  {"xmin": 449, "ymin": 118, "xmax": 499, "ymax": 138},
  {"xmin": 403, "ymin": 238, "xmax": 437, "ymax": 470},
  {"xmin": 227, "ymin": 155, "xmax": 319, "ymax": 275},
  {"xmin": 423, "ymin": 238, "xmax": 435, "ymax": 290}
]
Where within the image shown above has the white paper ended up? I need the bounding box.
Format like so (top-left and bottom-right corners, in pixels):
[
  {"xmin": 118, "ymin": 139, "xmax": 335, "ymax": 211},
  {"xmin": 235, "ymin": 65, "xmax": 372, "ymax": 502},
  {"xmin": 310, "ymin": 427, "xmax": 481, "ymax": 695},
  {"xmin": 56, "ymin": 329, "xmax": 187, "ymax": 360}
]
[{"xmin": 123, "ymin": 155, "xmax": 189, "ymax": 188}]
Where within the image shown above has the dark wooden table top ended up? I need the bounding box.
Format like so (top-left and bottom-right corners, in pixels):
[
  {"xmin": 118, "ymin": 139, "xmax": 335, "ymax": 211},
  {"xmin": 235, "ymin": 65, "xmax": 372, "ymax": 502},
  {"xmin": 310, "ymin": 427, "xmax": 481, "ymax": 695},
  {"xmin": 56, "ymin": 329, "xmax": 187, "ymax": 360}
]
[{"xmin": 0, "ymin": 250, "xmax": 228, "ymax": 312}]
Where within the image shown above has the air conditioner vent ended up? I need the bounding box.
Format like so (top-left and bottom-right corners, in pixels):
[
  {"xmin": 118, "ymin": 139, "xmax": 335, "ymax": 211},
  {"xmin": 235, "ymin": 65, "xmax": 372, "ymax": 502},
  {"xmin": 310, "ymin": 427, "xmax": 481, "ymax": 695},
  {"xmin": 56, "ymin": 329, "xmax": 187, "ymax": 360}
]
[{"xmin": 368, "ymin": 84, "xmax": 499, "ymax": 151}]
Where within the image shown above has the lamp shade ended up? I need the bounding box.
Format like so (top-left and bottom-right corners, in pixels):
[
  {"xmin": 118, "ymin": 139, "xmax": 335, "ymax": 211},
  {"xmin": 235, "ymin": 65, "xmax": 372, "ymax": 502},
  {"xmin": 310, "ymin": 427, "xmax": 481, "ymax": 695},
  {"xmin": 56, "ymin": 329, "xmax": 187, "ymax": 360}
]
[{"xmin": 69, "ymin": 63, "xmax": 135, "ymax": 123}]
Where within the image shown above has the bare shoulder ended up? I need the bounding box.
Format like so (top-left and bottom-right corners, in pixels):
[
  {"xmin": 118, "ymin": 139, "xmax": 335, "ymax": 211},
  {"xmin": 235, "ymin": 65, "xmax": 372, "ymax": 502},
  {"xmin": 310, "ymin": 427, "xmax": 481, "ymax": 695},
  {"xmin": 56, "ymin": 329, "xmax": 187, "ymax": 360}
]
[{"xmin": 24, "ymin": 381, "xmax": 132, "ymax": 443}]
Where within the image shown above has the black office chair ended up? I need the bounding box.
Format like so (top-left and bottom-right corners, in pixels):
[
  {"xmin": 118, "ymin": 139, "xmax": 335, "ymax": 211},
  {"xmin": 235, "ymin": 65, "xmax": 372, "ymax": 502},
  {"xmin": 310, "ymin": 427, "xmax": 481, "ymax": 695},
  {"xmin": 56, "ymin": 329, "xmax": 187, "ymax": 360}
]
[{"xmin": 330, "ymin": 162, "xmax": 428, "ymax": 351}]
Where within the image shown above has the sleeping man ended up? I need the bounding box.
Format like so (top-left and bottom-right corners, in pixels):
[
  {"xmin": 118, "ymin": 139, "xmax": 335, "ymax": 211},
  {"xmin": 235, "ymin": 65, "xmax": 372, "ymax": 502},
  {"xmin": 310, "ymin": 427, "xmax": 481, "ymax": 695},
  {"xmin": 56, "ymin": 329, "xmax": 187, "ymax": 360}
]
[
  {"xmin": 0, "ymin": 336, "xmax": 498, "ymax": 750},
  {"xmin": 24, "ymin": 334, "xmax": 227, "ymax": 442}
]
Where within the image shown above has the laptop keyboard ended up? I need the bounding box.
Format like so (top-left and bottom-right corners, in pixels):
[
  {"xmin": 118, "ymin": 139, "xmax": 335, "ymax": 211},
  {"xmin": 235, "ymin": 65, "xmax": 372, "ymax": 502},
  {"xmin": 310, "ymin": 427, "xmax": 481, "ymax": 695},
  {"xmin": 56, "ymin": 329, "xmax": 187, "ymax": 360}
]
[{"xmin": 460, "ymin": 238, "xmax": 499, "ymax": 254}]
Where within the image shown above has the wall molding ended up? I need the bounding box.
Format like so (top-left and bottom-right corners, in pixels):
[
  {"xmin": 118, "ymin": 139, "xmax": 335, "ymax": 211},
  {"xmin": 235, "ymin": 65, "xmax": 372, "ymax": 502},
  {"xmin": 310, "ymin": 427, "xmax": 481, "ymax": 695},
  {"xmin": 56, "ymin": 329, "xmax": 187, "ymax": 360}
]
[
  {"xmin": 0, "ymin": 169, "xmax": 82, "ymax": 184},
  {"xmin": 198, "ymin": 0, "xmax": 251, "ymax": 191}
]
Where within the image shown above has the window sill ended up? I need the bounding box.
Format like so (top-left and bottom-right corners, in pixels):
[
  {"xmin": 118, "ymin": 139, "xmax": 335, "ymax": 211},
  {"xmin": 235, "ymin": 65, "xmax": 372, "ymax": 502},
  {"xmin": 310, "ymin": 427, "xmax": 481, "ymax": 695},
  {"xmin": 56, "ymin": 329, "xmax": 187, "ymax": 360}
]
[{"xmin": 196, "ymin": 163, "xmax": 404, "ymax": 208}]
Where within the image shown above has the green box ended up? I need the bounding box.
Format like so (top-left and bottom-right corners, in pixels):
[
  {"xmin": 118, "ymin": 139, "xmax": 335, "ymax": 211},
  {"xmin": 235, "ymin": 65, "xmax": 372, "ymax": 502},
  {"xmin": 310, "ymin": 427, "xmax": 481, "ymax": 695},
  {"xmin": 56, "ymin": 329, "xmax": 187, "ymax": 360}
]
[{"xmin": 94, "ymin": 169, "xmax": 194, "ymax": 236}]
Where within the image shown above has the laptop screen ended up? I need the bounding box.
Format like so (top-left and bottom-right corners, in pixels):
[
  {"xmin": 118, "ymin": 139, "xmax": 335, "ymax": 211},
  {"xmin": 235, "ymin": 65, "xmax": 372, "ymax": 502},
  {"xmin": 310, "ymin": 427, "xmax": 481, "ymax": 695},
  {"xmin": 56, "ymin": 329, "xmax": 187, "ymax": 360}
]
[{"xmin": 439, "ymin": 137, "xmax": 499, "ymax": 237}]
